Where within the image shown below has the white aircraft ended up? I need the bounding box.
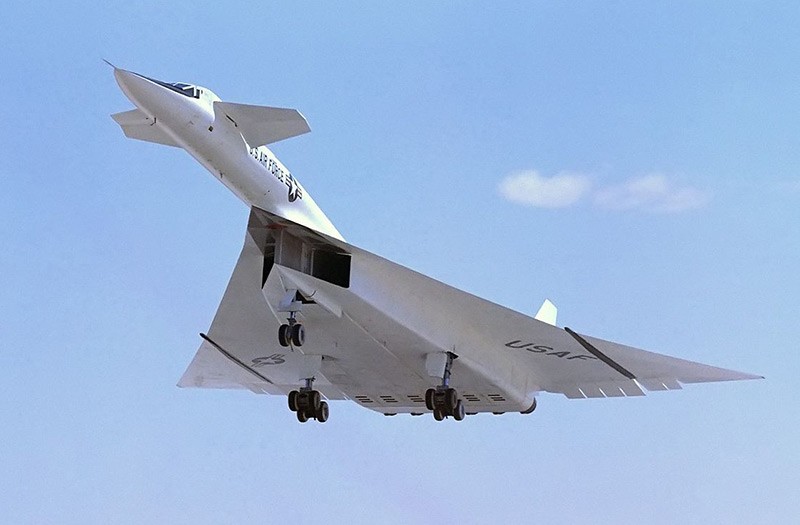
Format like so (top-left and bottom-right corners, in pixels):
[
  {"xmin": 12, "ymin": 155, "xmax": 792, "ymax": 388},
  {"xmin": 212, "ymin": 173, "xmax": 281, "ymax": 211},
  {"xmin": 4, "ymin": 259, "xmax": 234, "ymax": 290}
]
[{"xmin": 110, "ymin": 65, "xmax": 761, "ymax": 423}]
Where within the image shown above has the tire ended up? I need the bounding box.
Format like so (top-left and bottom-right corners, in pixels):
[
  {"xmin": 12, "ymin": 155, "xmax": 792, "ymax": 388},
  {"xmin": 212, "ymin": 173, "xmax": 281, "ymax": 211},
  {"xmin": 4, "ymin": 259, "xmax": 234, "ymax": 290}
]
[
  {"xmin": 291, "ymin": 323, "xmax": 305, "ymax": 347},
  {"xmin": 309, "ymin": 390, "xmax": 321, "ymax": 411},
  {"xmin": 424, "ymin": 388, "xmax": 436, "ymax": 410},
  {"xmin": 453, "ymin": 400, "xmax": 465, "ymax": 421},
  {"xmin": 297, "ymin": 409, "xmax": 309, "ymax": 423},
  {"xmin": 288, "ymin": 390, "xmax": 298, "ymax": 412},
  {"xmin": 445, "ymin": 388, "xmax": 458, "ymax": 413},
  {"xmin": 316, "ymin": 401, "xmax": 329, "ymax": 423},
  {"xmin": 433, "ymin": 408, "xmax": 445, "ymax": 421},
  {"xmin": 278, "ymin": 324, "xmax": 291, "ymax": 347}
]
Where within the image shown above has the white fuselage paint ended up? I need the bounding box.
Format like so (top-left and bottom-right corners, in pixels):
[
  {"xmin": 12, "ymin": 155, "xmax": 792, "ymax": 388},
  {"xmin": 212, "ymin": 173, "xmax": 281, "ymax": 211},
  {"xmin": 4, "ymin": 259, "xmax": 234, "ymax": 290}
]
[{"xmin": 113, "ymin": 69, "xmax": 344, "ymax": 241}]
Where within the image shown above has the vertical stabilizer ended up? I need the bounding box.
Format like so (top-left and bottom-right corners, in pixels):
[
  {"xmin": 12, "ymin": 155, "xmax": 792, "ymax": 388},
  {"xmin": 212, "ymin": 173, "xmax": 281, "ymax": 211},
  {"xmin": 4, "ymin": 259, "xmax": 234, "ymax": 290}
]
[{"xmin": 535, "ymin": 299, "xmax": 558, "ymax": 326}]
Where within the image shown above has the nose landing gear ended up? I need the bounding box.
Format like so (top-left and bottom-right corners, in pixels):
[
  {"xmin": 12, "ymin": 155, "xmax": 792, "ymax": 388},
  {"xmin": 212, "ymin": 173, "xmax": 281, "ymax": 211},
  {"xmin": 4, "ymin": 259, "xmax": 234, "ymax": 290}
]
[
  {"xmin": 277, "ymin": 289, "xmax": 305, "ymax": 347},
  {"xmin": 278, "ymin": 313, "xmax": 304, "ymax": 347}
]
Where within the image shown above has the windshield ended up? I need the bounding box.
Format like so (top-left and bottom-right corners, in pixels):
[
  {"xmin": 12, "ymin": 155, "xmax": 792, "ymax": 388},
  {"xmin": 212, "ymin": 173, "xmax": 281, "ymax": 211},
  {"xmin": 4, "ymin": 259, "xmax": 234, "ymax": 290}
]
[{"xmin": 140, "ymin": 74, "xmax": 200, "ymax": 99}]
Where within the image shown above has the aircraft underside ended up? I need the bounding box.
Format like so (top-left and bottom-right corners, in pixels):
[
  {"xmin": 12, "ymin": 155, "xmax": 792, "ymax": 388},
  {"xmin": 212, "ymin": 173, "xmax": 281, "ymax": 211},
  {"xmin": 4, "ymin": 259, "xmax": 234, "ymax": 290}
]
[
  {"xmin": 180, "ymin": 208, "xmax": 537, "ymax": 422},
  {"xmin": 111, "ymin": 65, "xmax": 761, "ymax": 424}
]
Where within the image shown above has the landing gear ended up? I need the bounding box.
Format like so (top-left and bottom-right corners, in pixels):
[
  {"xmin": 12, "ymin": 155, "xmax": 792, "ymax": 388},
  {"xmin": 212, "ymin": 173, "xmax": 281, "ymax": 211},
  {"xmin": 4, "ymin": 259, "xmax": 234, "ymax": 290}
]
[
  {"xmin": 453, "ymin": 399, "xmax": 465, "ymax": 421},
  {"xmin": 315, "ymin": 400, "xmax": 329, "ymax": 422},
  {"xmin": 445, "ymin": 388, "xmax": 457, "ymax": 412},
  {"xmin": 425, "ymin": 352, "xmax": 466, "ymax": 422},
  {"xmin": 426, "ymin": 387, "xmax": 464, "ymax": 420},
  {"xmin": 424, "ymin": 388, "xmax": 436, "ymax": 410},
  {"xmin": 288, "ymin": 377, "xmax": 328, "ymax": 423},
  {"xmin": 277, "ymin": 289, "xmax": 305, "ymax": 347},
  {"xmin": 278, "ymin": 324, "xmax": 291, "ymax": 347},
  {"xmin": 278, "ymin": 316, "xmax": 305, "ymax": 347}
]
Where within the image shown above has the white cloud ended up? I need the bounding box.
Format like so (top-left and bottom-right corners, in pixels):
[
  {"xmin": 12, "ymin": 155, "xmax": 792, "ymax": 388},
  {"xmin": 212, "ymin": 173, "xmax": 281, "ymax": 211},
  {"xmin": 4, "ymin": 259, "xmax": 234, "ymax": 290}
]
[
  {"xmin": 498, "ymin": 170, "xmax": 709, "ymax": 214},
  {"xmin": 498, "ymin": 170, "xmax": 592, "ymax": 208},
  {"xmin": 593, "ymin": 174, "xmax": 709, "ymax": 213}
]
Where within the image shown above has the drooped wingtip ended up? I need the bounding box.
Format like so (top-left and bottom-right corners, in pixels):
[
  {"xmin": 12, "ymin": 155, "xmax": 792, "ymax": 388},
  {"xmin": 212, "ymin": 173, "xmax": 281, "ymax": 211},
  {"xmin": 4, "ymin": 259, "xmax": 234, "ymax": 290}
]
[{"xmin": 102, "ymin": 59, "xmax": 117, "ymax": 69}]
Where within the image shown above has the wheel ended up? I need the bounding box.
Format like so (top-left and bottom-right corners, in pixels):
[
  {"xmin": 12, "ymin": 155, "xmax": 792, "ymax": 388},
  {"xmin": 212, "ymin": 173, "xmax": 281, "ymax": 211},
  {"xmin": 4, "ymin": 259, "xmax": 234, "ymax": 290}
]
[
  {"xmin": 308, "ymin": 390, "xmax": 321, "ymax": 411},
  {"xmin": 316, "ymin": 401, "xmax": 329, "ymax": 423},
  {"xmin": 424, "ymin": 388, "xmax": 436, "ymax": 410},
  {"xmin": 296, "ymin": 409, "xmax": 309, "ymax": 423},
  {"xmin": 278, "ymin": 324, "xmax": 291, "ymax": 347},
  {"xmin": 433, "ymin": 408, "xmax": 445, "ymax": 421},
  {"xmin": 453, "ymin": 400, "xmax": 465, "ymax": 421},
  {"xmin": 288, "ymin": 390, "xmax": 298, "ymax": 412},
  {"xmin": 290, "ymin": 323, "xmax": 305, "ymax": 346},
  {"xmin": 445, "ymin": 388, "xmax": 458, "ymax": 413}
]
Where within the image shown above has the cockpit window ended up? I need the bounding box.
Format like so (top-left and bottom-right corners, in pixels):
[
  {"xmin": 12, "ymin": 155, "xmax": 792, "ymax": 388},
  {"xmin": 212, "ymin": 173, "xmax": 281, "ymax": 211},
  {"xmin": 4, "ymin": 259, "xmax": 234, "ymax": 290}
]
[{"xmin": 140, "ymin": 74, "xmax": 200, "ymax": 99}]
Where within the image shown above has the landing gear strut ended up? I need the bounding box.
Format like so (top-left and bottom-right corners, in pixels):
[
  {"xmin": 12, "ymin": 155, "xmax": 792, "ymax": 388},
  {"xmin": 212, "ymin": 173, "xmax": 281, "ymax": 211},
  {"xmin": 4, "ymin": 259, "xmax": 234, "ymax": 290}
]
[
  {"xmin": 288, "ymin": 377, "xmax": 328, "ymax": 423},
  {"xmin": 425, "ymin": 352, "xmax": 466, "ymax": 421}
]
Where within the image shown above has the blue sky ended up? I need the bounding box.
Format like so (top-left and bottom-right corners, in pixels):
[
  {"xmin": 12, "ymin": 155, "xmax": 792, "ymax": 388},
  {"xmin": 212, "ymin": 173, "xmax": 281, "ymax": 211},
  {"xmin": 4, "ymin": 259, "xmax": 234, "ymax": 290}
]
[{"xmin": 1, "ymin": 2, "xmax": 798, "ymax": 523}]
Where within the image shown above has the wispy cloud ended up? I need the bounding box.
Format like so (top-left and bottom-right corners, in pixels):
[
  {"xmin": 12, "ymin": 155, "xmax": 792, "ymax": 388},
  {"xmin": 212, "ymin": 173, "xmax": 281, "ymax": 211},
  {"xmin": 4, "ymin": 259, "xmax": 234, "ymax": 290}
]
[
  {"xmin": 498, "ymin": 170, "xmax": 592, "ymax": 208},
  {"xmin": 498, "ymin": 170, "xmax": 709, "ymax": 214},
  {"xmin": 593, "ymin": 174, "xmax": 709, "ymax": 213}
]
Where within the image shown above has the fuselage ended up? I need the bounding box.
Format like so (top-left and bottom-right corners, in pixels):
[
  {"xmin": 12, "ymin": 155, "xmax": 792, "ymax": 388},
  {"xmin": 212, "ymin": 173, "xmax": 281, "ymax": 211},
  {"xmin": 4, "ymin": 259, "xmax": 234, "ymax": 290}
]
[{"xmin": 113, "ymin": 68, "xmax": 344, "ymax": 240}]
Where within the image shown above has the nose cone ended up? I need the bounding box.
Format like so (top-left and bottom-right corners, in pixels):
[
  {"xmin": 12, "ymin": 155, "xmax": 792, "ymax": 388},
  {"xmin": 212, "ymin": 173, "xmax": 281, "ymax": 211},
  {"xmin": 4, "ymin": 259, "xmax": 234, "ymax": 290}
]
[{"xmin": 113, "ymin": 68, "xmax": 162, "ymax": 110}]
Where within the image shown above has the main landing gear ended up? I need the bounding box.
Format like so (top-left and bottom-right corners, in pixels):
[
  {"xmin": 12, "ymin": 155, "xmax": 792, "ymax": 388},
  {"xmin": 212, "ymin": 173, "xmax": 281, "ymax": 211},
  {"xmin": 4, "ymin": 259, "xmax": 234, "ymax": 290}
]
[
  {"xmin": 426, "ymin": 387, "xmax": 465, "ymax": 421},
  {"xmin": 288, "ymin": 378, "xmax": 328, "ymax": 423},
  {"xmin": 425, "ymin": 352, "xmax": 466, "ymax": 422}
]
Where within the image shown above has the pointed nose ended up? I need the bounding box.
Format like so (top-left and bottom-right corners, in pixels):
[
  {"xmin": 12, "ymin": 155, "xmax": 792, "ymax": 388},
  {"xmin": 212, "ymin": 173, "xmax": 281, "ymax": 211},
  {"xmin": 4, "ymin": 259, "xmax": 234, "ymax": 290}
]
[{"xmin": 113, "ymin": 68, "xmax": 160, "ymax": 109}]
